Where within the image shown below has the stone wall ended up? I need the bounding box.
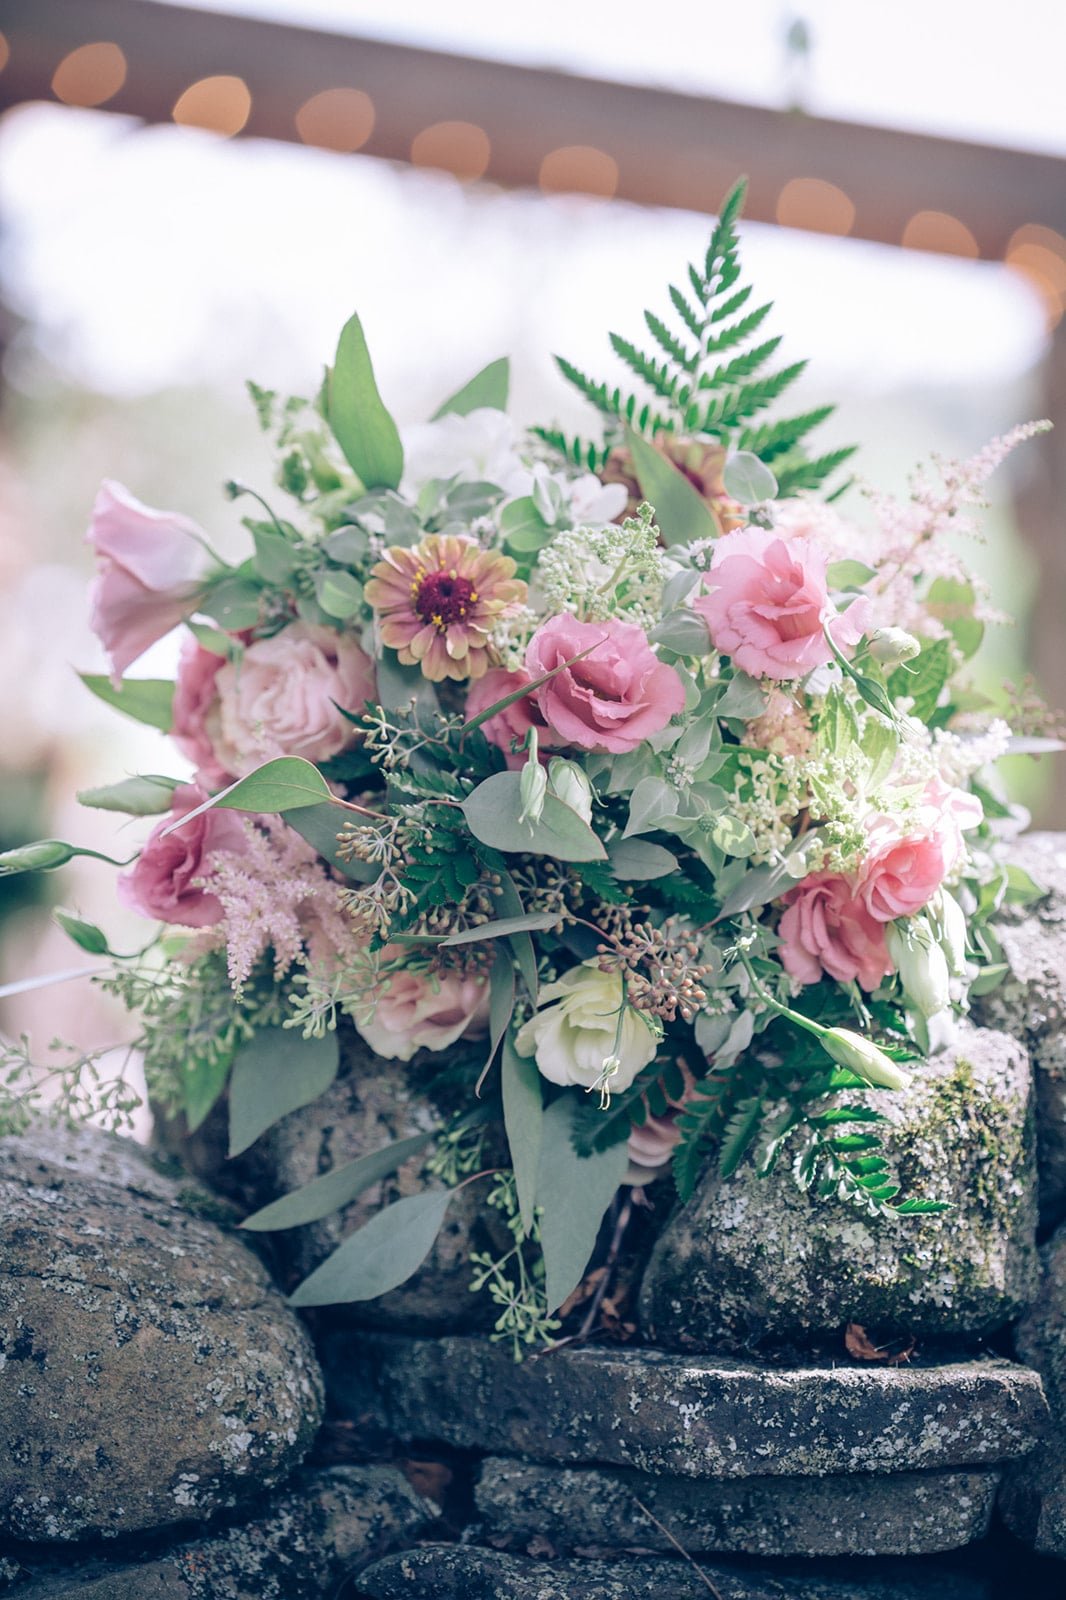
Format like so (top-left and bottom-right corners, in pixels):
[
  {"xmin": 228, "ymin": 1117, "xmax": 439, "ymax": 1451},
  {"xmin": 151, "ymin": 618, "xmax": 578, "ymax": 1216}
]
[{"xmin": 5, "ymin": 834, "xmax": 1066, "ymax": 1596}]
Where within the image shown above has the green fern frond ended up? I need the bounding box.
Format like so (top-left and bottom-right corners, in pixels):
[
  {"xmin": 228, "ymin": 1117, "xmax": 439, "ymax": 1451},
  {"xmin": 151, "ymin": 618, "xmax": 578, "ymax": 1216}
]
[
  {"xmin": 532, "ymin": 425, "xmax": 613, "ymax": 474},
  {"xmin": 703, "ymin": 336, "xmax": 783, "ymax": 390},
  {"xmin": 775, "ymin": 446, "xmax": 858, "ymax": 496},
  {"xmin": 609, "ymin": 334, "xmax": 682, "ymax": 404},
  {"xmin": 669, "ymin": 284, "xmax": 703, "ymax": 341},
  {"xmin": 708, "ymin": 284, "xmax": 754, "ymax": 325},
  {"xmin": 644, "ymin": 311, "xmax": 698, "ymax": 372},
  {"xmin": 718, "ymin": 1093, "xmax": 765, "ymax": 1178},
  {"xmin": 737, "ymin": 406, "xmax": 835, "ymax": 459}
]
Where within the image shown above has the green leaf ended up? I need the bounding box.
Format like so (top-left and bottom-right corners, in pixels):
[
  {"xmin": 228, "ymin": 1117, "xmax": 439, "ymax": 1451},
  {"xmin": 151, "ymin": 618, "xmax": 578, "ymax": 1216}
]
[
  {"xmin": 927, "ymin": 577, "xmax": 983, "ymax": 660},
  {"xmin": 286, "ymin": 802, "xmax": 378, "ymax": 881},
  {"xmin": 608, "ymin": 838, "xmax": 679, "ymax": 880},
  {"xmin": 722, "ymin": 451, "xmax": 777, "ymax": 504},
  {"xmin": 77, "ymin": 774, "xmax": 180, "ymax": 815},
  {"xmin": 183, "ymin": 1052, "xmax": 232, "ymax": 1134},
  {"xmin": 199, "ymin": 574, "xmax": 263, "ymax": 631},
  {"xmin": 432, "ymin": 356, "xmax": 510, "ymax": 418},
  {"xmin": 327, "ymin": 311, "xmax": 404, "ymax": 490},
  {"xmin": 501, "ymin": 496, "xmax": 552, "ymax": 554},
  {"xmin": 889, "ymin": 637, "xmax": 952, "ymax": 723},
  {"xmin": 228, "ymin": 1026, "xmax": 339, "ymax": 1156},
  {"xmin": 718, "ymin": 1093, "xmax": 764, "ymax": 1178},
  {"xmin": 288, "ymin": 1188, "xmax": 453, "ymax": 1306},
  {"xmin": 252, "ymin": 525, "xmax": 299, "ymax": 584},
  {"xmin": 163, "ymin": 759, "xmax": 334, "ymax": 837},
  {"xmin": 623, "ymin": 776, "xmax": 678, "ymax": 838},
  {"xmin": 315, "ymin": 568, "xmax": 364, "ymax": 619},
  {"xmin": 624, "ymin": 426, "xmax": 721, "ymax": 545},
  {"xmin": 649, "ymin": 608, "xmax": 712, "ymax": 655},
  {"xmin": 827, "ymin": 559, "xmax": 877, "ymax": 591},
  {"xmin": 716, "ymin": 672, "xmax": 766, "ymax": 720},
  {"xmin": 502, "ymin": 1035, "xmax": 543, "ymax": 1234},
  {"xmin": 536, "ymin": 1096, "xmax": 629, "ymax": 1313},
  {"xmin": 461, "ymin": 772, "xmax": 606, "ymax": 862},
  {"xmin": 241, "ymin": 1131, "xmax": 433, "ymax": 1231},
  {"xmin": 79, "ymin": 674, "xmax": 174, "ymax": 733},
  {"xmin": 711, "ymin": 813, "xmax": 757, "ymax": 857},
  {"xmin": 478, "ymin": 945, "xmax": 516, "ymax": 1092},
  {"xmin": 441, "ymin": 913, "xmax": 562, "ymax": 945},
  {"xmin": 53, "ymin": 909, "xmax": 110, "ymax": 955}
]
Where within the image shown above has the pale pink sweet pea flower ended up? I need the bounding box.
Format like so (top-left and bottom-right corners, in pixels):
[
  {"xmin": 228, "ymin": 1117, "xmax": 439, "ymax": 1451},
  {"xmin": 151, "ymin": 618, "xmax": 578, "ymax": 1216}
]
[
  {"xmin": 171, "ymin": 635, "xmax": 234, "ymax": 790},
  {"xmin": 117, "ymin": 783, "xmax": 248, "ymax": 928},
  {"xmin": 778, "ymin": 873, "xmax": 894, "ymax": 991},
  {"xmin": 525, "ymin": 614, "xmax": 684, "ymax": 755},
  {"xmin": 210, "ymin": 623, "xmax": 377, "ymax": 776},
  {"xmin": 86, "ymin": 480, "xmax": 210, "ymax": 684},
  {"xmin": 464, "ymin": 667, "xmax": 560, "ymax": 768},
  {"xmin": 694, "ymin": 526, "xmax": 869, "ymax": 681},
  {"xmin": 354, "ymin": 965, "xmax": 490, "ymax": 1062},
  {"xmin": 858, "ymin": 779, "xmax": 982, "ymax": 924}
]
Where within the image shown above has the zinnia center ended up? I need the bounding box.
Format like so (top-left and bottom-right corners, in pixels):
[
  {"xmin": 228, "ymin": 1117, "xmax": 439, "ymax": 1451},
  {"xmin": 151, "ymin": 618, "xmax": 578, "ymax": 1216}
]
[{"xmin": 412, "ymin": 568, "xmax": 477, "ymax": 629}]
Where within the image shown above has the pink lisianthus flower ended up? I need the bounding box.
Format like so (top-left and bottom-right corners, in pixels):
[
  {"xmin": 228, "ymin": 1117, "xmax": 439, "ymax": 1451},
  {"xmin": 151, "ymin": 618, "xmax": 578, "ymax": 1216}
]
[
  {"xmin": 778, "ymin": 872, "xmax": 894, "ymax": 991},
  {"xmin": 210, "ymin": 623, "xmax": 376, "ymax": 776},
  {"xmin": 694, "ymin": 526, "xmax": 869, "ymax": 680},
  {"xmin": 858, "ymin": 780, "xmax": 982, "ymax": 924},
  {"xmin": 117, "ymin": 783, "xmax": 248, "ymax": 928},
  {"xmin": 171, "ymin": 636, "xmax": 234, "ymax": 789},
  {"xmin": 86, "ymin": 480, "xmax": 210, "ymax": 684},
  {"xmin": 525, "ymin": 614, "xmax": 684, "ymax": 755},
  {"xmin": 464, "ymin": 667, "xmax": 560, "ymax": 768},
  {"xmin": 354, "ymin": 962, "xmax": 490, "ymax": 1062}
]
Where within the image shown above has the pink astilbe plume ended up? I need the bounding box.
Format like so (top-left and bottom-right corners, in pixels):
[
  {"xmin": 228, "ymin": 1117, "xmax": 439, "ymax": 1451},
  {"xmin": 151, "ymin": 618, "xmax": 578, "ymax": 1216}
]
[{"xmin": 196, "ymin": 817, "xmax": 362, "ymax": 991}]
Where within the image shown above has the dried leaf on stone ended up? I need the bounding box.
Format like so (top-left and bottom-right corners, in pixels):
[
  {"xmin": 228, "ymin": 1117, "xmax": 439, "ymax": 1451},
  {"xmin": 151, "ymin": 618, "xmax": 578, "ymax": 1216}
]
[
  {"xmin": 526, "ymin": 1534, "xmax": 558, "ymax": 1558},
  {"xmin": 400, "ymin": 1458, "xmax": 453, "ymax": 1504},
  {"xmin": 844, "ymin": 1321, "xmax": 916, "ymax": 1365}
]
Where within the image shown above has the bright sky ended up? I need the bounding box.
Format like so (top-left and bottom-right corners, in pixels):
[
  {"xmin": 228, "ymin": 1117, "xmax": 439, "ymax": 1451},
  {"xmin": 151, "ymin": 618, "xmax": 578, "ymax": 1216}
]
[{"xmin": 152, "ymin": 0, "xmax": 1066, "ymax": 155}]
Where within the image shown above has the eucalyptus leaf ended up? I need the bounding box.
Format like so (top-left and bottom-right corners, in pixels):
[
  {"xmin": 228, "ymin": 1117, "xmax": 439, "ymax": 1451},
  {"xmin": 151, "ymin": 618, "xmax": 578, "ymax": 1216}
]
[
  {"xmin": 536, "ymin": 1097, "xmax": 629, "ymax": 1313},
  {"xmin": 324, "ymin": 525, "xmax": 371, "ymax": 564},
  {"xmin": 286, "ymin": 802, "xmax": 378, "ymax": 881},
  {"xmin": 608, "ymin": 837, "xmax": 680, "ymax": 880},
  {"xmin": 241, "ymin": 1131, "xmax": 433, "ymax": 1231},
  {"xmin": 649, "ymin": 608, "xmax": 711, "ymax": 655},
  {"xmin": 711, "ymin": 813, "xmax": 757, "ymax": 857},
  {"xmin": 432, "ymin": 356, "xmax": 510, "ymax": 418},
  {"xmin": 252, "ymin": 525, "xmax": 299, "ymax": 583},
  {"xmin": 315, "ymin": 568, "xmax": 364, "ymax": 619},
  {"xmin": 716, "ymin": 672, "xmax": 766, "ymax": 721},
  {"xmin": 199, "ymin": 575, "xmax": 263, "ymax": 631},
  {"xmin": 182, "ymin": 1052, "xmax": 233, "ymax": 1134},
  {"xmin": 501, "ymin": 1036, "xmax": 542, "ymax": 1234},
  {"xmin": 327, "ymin": 311, "xmax": 404, "ymax": 490},
  {"xmin": 479, "ymin": 946, "xmax": 515, "ymax": 1090},
  {"xmin": 228, "ymin": 1026, "xmax": 339, "ymax": 1157},
  {"xmin": 163, "ymin": 759, "xmax": 335, "ymax": 837},
  {"xmin": 441, "ymin": 913, "xmax": 562, "ymax": 945},
  {"xmin": 79, "ymin": 674, "xmax": 175, "ymax": 733},
  {"xmin": 77, "ymin": 775, "xmax": 180, "ymax": 815},
  {"xmin": 288, "ymin": 1188, "xmax": 453, "ymax": 1307},
  {"xmin": 827, "ymin": 559, "xmax": 877, "ymax": 591},
  {"xmin": 722, "ymin": 451, "xmax": 778, "ymax": 505},
  {"xmin": 462, "ymin": 772, "xmax": 606, "ymax": 862},
  {"xmin": 625, "ymin": 426, "xmax": 722, "ymax": 546},
  {"xmin": 662, "ymin": 568, "xmax": 701, "ymax": 610},
  {"xmin": 623, "ymin": 776, "xmax": 678, "ymax": 838}
]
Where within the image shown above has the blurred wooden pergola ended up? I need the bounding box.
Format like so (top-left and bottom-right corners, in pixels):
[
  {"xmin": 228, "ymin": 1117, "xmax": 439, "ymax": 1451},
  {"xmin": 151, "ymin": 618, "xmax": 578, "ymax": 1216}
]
[{"xmin": 2, "ymin": 0, "xmax": 1066, "ymax": 802}]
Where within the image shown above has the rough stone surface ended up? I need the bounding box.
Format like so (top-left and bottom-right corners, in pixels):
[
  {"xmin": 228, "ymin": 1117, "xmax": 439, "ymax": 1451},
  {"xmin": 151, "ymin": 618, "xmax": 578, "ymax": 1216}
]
[
  {"xmin": 0, "ymin": 1121, "xmax": 323, "ymax": 1541},
  {"xmin": 357, "ymin": 1547, "xmax": 991, "ymax": 1600},
  {"xmin": 639, "ymin": 1022, "xmax": 1037, "ymax": 1352},
  {"xmin": 972, "ymin": 831, "xmax": 1066, "ymax": 1232},
  {"xmin": 7, "ymin": 1466, "xmax": 434, "ymax": 1599},
  {"xmin": 322, "ymin": 1331, "xmax": 1047, "ymax": 1480},
  {"xmin": 166, "ymin": 1027, "xmax": 505, "ymax": 1333},
  {"xmin": 474, "ymin": 1456, "xmax": 998, "ymax": 1557},
  {"xmin": 999, "ymin": 1218, "xmax": 1066, "ymax": 1558}
]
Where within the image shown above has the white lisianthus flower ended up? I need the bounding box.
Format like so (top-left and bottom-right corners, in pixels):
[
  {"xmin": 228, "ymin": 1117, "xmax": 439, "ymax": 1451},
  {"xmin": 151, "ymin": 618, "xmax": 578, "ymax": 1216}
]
[
  {"xmin": 400, "ymin": 408, "xmax": 531, "ymax": 498},
  {"xmin": 547, "ymin": 758, "xmax": 594, "ymax": 823},
  {"xmin": 565, "ymin": 472, "xmax": 628, "ymax": 525},
  {"xmin": 514, "ymin": 962, "xmax": 658, "ymax": 1094}
]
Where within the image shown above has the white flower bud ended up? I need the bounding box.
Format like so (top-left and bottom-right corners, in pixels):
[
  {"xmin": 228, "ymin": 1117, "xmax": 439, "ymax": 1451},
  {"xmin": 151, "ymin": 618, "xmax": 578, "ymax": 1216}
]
[
  {"xmin": 886, "ymin": 917, "xmax": 951, "ymax": 1019},
  {"xmin": 929, "ymin": 889, "xmax": 968, "ymax": 977},
  {"xmin": 519, "ymin": 751, "xmax": 547, "ymax": 828},
  {"xmin": 868, "ymin": 627, "xmax": 921, "ymax": 667},
  {"xmin": 821, "ymin": 1026, "xmax": 910, "ymax": 1090},
  {"xmin": 547, "ymin": 758, "xmax": 593, "ymax": 824}
]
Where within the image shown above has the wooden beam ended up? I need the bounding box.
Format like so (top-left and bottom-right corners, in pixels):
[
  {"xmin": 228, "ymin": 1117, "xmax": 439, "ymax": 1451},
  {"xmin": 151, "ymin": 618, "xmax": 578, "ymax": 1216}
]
[{"xmin": 1, "ymin": 0, "xmax": 1064, "ymax": 259}]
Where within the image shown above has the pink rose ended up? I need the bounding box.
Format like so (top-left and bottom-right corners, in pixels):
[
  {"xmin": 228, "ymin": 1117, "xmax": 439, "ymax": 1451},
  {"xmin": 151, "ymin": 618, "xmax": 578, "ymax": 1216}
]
[
  {"xmin": 354, "ymin": 964, "xmax": 490, "ymax": 1062},
  {"xmin": 858, "ymin": 780, "xmax": 982, "ymax": 923},
  {"xmin": 464, "ymin": 668, "xmax": 560, "ymax": 768},
  {"xmin": 86, "ymin": 480, "xmax": 209, "ymax": 684},
  {"xmin": 525, "ymin": 614, "xmax": 684, "ymax": 755},
  {"xmin": 694, "ymin": 526, "xmax": 868, "ymax": 681},
  {"xmin": 778, "ymin": 873, "xmax": 893, "ymax": 991},
  {"xmin": 172, "ymin": 636, "xmax": 234, "ymax": 789},
  {"xmin": 211, "ymin": 623, "xmax": 377, "ymax": 776},
  {"xmin": 117, "ymin": 783, "xmax": 248, "ymax": 927}
]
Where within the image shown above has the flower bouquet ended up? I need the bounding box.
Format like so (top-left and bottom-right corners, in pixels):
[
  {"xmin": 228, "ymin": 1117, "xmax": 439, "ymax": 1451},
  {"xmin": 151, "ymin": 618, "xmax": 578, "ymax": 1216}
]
[{"xmin": 1, "ymin": 181, "xmax": 1055, "ymax": 1355}]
